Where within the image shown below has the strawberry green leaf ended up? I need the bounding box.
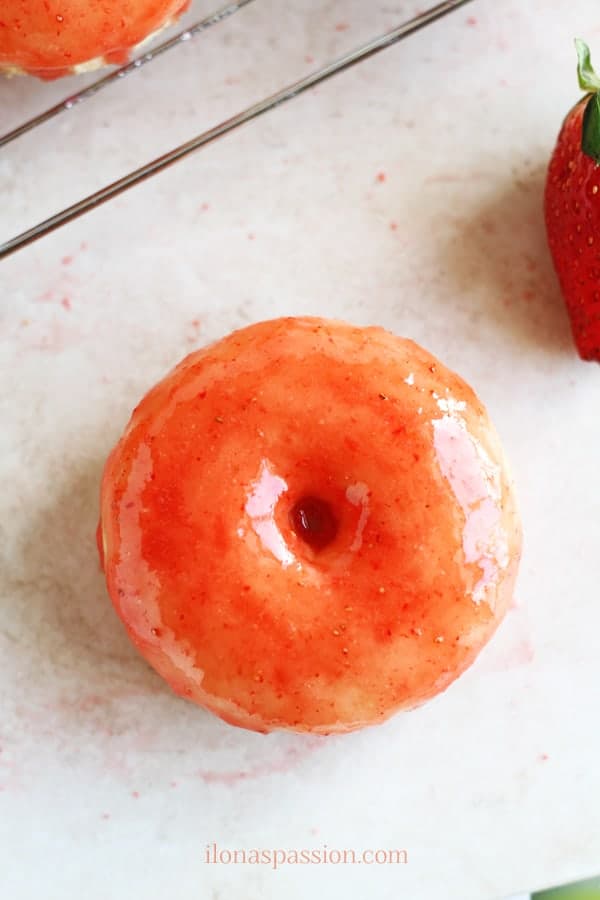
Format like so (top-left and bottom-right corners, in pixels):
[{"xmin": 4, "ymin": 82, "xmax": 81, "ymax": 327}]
[
  {"xmin": 582, "ymin": 92, "xmax": 600, "ymax": 163},
  {"xmin": 576, "ymin": 38, "xmax": 600, "ymax": 92},
  {"xmin": 576, "ymin": 40, "xmax": 600, "ymax": 161}
]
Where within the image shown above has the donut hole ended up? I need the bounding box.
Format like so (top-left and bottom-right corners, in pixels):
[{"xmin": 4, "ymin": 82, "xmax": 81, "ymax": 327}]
[{"xmin": 289, "ymin": 495, "xmax": 339, "ymax": 551}]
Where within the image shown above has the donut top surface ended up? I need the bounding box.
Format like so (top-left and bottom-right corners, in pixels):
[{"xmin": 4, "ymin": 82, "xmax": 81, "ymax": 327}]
[{"xmin": 0, "ymin": 0, "xmax": 189, "ymax": 77}]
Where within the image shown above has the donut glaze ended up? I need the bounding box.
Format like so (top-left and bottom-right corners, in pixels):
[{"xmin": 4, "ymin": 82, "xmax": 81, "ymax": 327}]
[
  {"xmin": 0, "ymin": 0, "xmax": 190, "ymax": 78},
  {"xmin": 98, "ymin": 317, "xmax": 522, "ymax": 734}
]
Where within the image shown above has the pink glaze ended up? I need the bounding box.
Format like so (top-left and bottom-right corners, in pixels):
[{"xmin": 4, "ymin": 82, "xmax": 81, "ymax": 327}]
[{"xmin": 98, "ymin": 318, "xmax": 522, "ymax": 734}]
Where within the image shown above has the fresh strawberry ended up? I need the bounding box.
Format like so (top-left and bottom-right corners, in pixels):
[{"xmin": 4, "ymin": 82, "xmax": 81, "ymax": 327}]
[{"xmin": 545, "ymin": 39, "xmax": 600, "ymax": 362}]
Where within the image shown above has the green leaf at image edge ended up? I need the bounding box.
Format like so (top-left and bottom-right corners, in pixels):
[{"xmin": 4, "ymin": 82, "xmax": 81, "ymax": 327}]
[{"xmin": 533, "ymin": 874, "xmax": 600, "ymax": 899}]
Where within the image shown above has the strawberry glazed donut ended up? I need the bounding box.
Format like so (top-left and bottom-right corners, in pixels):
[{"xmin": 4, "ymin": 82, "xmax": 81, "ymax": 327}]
[
  {"xmin": 0, "ymin": 0, "xmax": 190, "ymax": 79},
  {"xmin": 98, "ymin": 317, "xmax": 522, "ymax": 734}
]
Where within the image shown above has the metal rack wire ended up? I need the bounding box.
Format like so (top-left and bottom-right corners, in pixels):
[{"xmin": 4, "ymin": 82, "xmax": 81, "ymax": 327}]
[{"xmin": 0, "ymin": 0, "xmax": 474, "ymax": 260}]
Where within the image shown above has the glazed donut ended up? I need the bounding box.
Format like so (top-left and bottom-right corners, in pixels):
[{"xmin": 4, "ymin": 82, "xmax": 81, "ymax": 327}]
[
  {"xmin": 98, "ymin": 317, "xmax": 522, "ymax": 734},
  {"xmin": 0, "ymin": 0, "xmax": 189, "ymax": 79}
]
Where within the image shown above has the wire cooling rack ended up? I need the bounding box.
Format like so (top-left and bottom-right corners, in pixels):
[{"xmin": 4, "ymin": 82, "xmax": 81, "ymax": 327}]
[{"xmin": 0, "ymin": 0, "xmax": 474, "ymax": 260}]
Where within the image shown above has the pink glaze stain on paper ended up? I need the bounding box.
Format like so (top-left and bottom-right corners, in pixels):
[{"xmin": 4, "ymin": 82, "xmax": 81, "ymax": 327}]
[
  {"xmin": 197, "ymin": 735, "xmax": 326, "ymax": 786},
  {"xmin": 475, "ymin": 606, "xmax": 535, "ymax": 675},
  {"xmin": 17, "ymin": 317, "xmax": 82, "ymax": 354},
  {"xmin": 21, "ymin": 685, "xmax": 328, "ymax": 794},
  {"xmin": 19, "ymin": 245, "xmax": 89, "ymax": 352},
  {"xmin": 33, "ymin": 243, "xmax": 88, "ymax": 312},
  {"xmin": 186, "ymin": 318, "xmax": 202, "ymax": 345}
]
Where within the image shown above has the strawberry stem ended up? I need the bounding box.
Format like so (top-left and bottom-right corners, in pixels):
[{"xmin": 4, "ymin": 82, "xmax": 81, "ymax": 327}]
[{"xmin": 575, "ymin": 39, "xmax": 600, "ymax": 164}]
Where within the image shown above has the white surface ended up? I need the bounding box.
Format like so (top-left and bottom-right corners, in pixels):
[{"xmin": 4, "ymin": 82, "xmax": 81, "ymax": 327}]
[{"xmin": 1, "ymin": 1, "xmax": 599, "ymax": 899}]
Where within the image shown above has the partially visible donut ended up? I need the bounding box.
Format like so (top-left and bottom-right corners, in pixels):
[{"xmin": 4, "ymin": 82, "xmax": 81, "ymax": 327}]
[{"xmin": 0, "ymin": 0, "xmax": 190, "ymax": 79}]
